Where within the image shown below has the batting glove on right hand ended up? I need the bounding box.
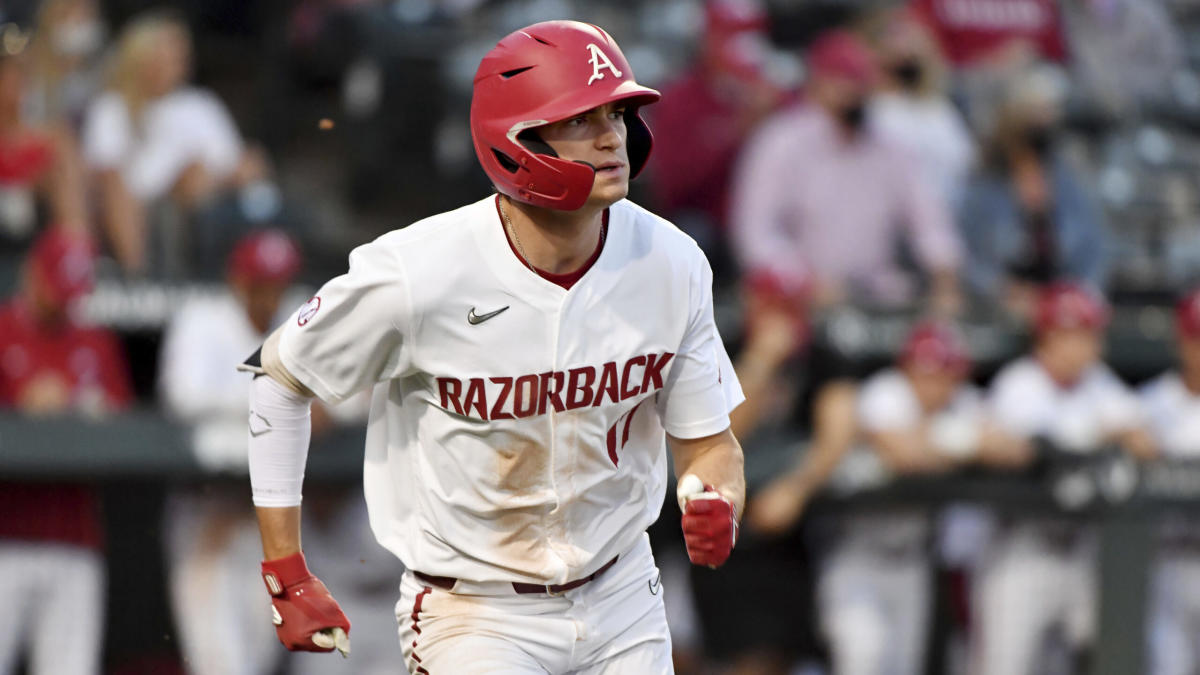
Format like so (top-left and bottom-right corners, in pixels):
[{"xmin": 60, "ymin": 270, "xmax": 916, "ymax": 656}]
[
  {"xmin": 261, "ymin": 552, "xmax": 351, "ymax": 657},
  {"xmin": 678, "ymin": 474, "xmax": 738, "ymax": 569}
]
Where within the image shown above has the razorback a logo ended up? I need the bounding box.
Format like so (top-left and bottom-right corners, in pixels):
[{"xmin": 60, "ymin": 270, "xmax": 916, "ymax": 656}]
[{"xmin": 586, "ymin": 43, "xmax": 622, "ymax": 86}]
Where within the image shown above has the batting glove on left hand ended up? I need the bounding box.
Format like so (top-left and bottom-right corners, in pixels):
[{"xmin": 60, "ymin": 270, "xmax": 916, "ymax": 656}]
[
  {"xmin": 678, "ymin": 474, "xmax": 738, "ymax": 569},
  {"xmin": 261, "ymin": 552, "xmax": 351, "ymax": 657}
]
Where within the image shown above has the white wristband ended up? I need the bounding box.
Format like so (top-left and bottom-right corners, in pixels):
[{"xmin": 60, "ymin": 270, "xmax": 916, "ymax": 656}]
[{"xmin": 248, "ymin": 375, "xmax": 313, "ymax": 507}]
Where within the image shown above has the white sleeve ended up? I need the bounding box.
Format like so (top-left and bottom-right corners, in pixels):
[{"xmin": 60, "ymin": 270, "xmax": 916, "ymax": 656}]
[
  {"xmin": 988, "ymin": 366, "xmax": 1043, "ymax": 438},
  {"xmin": 857, "ymin": 374, "xmax": 918, "ymax": 432},
  {"xmin": 276, "ymin": 240, "xmax": 412, "ymax": 404},
  {"xmin": 248, "ymin": 374, "xmax": 312, "ymax": 507},
  {"xmin": 1096, "ymin": 370, "xmax": 1144, "ymax": 435},
  {"xmin": 190, "ymin": 90, "xmax": 244, "ymax": 177},
  {"xmin": 80, "ymin": 93, "xmax": 130, "ymax": 169},
  {"xmin": 158, "ymin": 303, "xmax": 244, "ymax": 422},
  {"xmin": 657, "ymin": 253, "xmax": 740, "ymax": 439}
]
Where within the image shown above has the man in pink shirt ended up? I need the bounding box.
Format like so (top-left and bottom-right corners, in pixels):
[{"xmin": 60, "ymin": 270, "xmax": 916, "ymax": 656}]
[{"xmin": 730, "ymin": 29, "xmax": 962, "ymax": 314}]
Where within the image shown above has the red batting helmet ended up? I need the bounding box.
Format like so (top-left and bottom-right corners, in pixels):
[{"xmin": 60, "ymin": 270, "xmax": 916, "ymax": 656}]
[
  {"xmin": 228, "ymin": 229, "xmax": 301, "ymax": 285},
  {"xmin": 470, "ymin": 21, "xmax": 661, "ymax": 211},
  {"xmin": 1035, "ymin": 282, "xmax": 1110, "ymax": 334},
  {"xmin": 900, "ymin": 320, "xmax": 970, "ymax": 375},
  {"xmin": 1176, "ymin": 287, "xmax": 1200, "ymax": 339}
]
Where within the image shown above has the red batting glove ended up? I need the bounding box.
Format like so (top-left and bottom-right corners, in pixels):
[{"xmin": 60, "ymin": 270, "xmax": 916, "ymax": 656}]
[
  {"xmin": 678, "ymin": 478, "xmax": 738, "ymax": 568},
  {"xmin": 261, "ymin": 552, "xmax": 351, "ymax": 656}
]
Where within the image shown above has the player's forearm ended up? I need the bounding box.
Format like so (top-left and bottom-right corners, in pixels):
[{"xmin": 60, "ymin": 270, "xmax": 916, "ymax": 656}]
[
  {"xmin": 670, "ymin": 429, "xmax": 746, "ymax": 518},
  {"xmin": 256, "ymin": 505, "xmax": 303, "ymax": 559}
]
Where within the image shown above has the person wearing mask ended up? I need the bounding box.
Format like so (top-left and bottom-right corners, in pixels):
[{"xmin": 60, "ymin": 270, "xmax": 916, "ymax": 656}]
[
  {"xmin": 868, "ymin": 7, "xmax": 975, "ymax": 210},
  {"xmin": 958, "ymin": 67, "xmax": 1108, "ymax": 319},
  {"xmin": 0, "ymin": 227, "xmax": 133, "ymax": 675},
  {"xmin": 731, "ymin": 28, "xmax": 962, "ymax": 314},
  {"xmin": 0, "ymin": 46, "xmax": 89, "ymax": 246},
  {"xmin": 25, "ymin": 0, "xmax": 106, "ymax": 126}
]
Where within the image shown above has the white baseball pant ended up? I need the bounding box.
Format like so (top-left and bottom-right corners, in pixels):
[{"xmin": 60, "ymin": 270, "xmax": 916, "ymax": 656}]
[
  {"xmin": 818, "ymin": 544, "xmax": 931, "ymax": 675},
  {"xmin": 396, "ymin": 533, "xmax": 672, "ymax": 674},
  {"xmin": 971, "ymin": 524, "xmax": 1096, "ymax": 675},
  {"xmin": 1147, "ymin": 551, "xmax": 1200, "ymax": 675},
  {"xmin": 0, "ymin": 541, "xmax": 104, "ymax": 675},
  {"xmin": 164, "ymin": 492, "xmax": 281, "ymax": 675}
]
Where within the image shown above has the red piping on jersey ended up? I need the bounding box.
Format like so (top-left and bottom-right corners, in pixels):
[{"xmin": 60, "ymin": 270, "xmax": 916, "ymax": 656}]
[
  {"xmin": 410, "ymin": 586, "xmax": 432, "ymax": 674},
  {"xmin": 494, "ymin": 195, "xmax": 608, "ymax": 290}
]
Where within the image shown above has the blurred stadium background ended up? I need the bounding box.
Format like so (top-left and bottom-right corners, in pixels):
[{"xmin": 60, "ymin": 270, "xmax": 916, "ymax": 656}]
[{"xmin": 2, "ymin": 0, "xmax": 1200, "ymax": 673}]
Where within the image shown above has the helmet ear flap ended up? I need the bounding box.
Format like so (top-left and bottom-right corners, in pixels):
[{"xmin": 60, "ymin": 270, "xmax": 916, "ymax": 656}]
[{"xmin": 625, "ymin": 110, "xmax": 653, "ymax": 179}]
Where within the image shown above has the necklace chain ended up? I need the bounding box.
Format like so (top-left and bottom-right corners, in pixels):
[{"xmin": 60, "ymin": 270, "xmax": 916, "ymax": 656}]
[
  {"xmin": 499, "ymin": 196, "xmax": 608, "ymax": 276},
  {"xmin": 500, "ymin": 197, "xmax": 537, "ymax": 274}
]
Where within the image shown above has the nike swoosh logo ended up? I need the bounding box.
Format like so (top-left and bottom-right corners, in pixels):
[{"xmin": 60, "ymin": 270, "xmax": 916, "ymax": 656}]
[
  {"xmin": 249, "ymin": 411, "xmax": 273, "ymax": 437},
  {"xmin": 648, "ymin": 572, "xmax": 662, "ymax": 596},
  {"xmin": 468, "ymin": 305, "xmax": 510, "ymax": 325}
]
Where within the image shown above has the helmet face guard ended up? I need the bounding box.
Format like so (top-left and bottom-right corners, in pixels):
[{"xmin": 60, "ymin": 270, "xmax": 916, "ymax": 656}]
[{"xmin": 471, "ymin": 21, "xmax": 661, "ymax": 211}]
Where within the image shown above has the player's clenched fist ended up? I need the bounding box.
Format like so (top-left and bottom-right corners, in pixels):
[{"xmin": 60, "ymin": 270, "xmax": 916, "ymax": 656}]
[
  {"xmin": 261, "ymin": 552, "xmax": 351, "ymax": 656},
  {"xmin": 677, "ymin": 474, "xmax": 738, "ymax": 568}
]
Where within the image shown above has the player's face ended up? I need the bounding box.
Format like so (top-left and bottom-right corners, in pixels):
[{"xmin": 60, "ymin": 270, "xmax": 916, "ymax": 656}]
[
  {"xmin": 234, "ymin": 279, "xmax": 287, "ymax": 334},
  {"xmin": 538, "ymin": 101, "xmax": 630, "ymax": 208},
  {"xmin": 1038, "ymin": 327, "xmax": 1103, "ymax": 384}
]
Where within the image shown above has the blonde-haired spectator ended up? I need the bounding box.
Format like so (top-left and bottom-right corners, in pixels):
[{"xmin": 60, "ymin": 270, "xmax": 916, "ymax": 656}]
[{"xmin": 81, "ymin": 10, "xmax": 269, "ymax": 276}]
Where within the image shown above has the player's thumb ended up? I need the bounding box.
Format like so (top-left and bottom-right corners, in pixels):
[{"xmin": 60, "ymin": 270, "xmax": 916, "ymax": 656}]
[{"xmin": 312, "ymin": 627, "xmax": 351, "ymax": 657}]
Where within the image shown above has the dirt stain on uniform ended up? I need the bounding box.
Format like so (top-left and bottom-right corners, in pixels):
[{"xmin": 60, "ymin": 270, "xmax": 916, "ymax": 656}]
[{"xmin": 496, "ymin": 440, "xmax": 550, "ymax": 494}]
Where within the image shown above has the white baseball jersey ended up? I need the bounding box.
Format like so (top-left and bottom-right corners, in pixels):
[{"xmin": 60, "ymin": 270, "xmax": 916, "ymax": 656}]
[
  {"xmin": 989, "ymin": 356, "xmax": 1142, "ymax": 450},
  {"xmin": 837, "ymin": 368, "xmax": 984, "ymax": 549},
  {"xmin": 858, "ymin": 367, "xmax": 985, "ymax": 455},
  {"xmin": 277, "ymin": 195, "xmax": 743, "ymax": 585},
  {"xmin": 1140, "ymin": 372, "xmax": 1200, "ymax": 458}
]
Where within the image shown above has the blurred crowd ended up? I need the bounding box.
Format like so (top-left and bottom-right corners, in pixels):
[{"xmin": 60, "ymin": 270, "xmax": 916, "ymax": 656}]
[{"xmin": 0, "ymin": 0, "xmax": 1199, "ymax": 674}]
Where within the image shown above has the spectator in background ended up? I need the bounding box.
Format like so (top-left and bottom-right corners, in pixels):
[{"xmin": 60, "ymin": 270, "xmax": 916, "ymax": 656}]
[
  {"xmin": 1139, "ymin": 288, "xmax": 1200, "ymax": 675},
  {"xmin": 648, "ymin": 0, "xmax": 788, "ymax": 285},
  {"xmin": 958, "ymin": 67, "xmax": 1107, "ymax": 319},
  {"xmin": 1060, "ymin": 0, "xmax": 1183, "ymax": 122},
  {"xmin": 159, "ymin": 229, "xmax": 389, "ymax": 675},
  {"xmin": 909, "ymin": 0, "xmax": 1068, "ymax": 135},
  {"xmin": 867, "ymin": 7, "xmax": 975, "ymax": 210},
  {"xmin": 731, "ymin": 28, "xmax": 962, "ymax": 314},
  {"xmin": 0, "ymin": 44, "xmax": 89, "ymax": 246},
  {"xmin": 974, "ymin": 283, "xmax": 1156, "ymax": 675},
  {"xmin": 82, "ymin": 10, "xmax": 270, "ymax": 277},
  {"xmin": 25, "ymin": 0, "xmax": 106, "ymax": 127},
  {"xmin": 810, "ymin": 322, "xmax": 1028, "ymax": 675},
  {"xmin": 909, "ymin": 0, "xmax": 1067, "ymax": 69},
  {"xmin": 158, "ymin": 230, "xmax": 300, "ymax": 675},
  {"xmin": 0, "ymin": 227, "xmax": 132, "ymax": 675}
]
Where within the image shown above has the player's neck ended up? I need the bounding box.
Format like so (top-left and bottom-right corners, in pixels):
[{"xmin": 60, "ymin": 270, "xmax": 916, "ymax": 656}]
[{"xmin": 501, "ymin": 195, "xmax": 606, "ymax": 275}]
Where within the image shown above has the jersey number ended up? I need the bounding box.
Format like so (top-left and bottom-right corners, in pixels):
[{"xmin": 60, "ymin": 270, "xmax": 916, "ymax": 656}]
[{"xmin": 605, "ymin": 401, "xmax": 645, "ymax": 467}]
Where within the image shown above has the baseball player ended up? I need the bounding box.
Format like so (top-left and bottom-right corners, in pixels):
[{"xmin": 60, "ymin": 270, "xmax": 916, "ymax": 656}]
[
  {"xmin": 242, "ymin": 21, "xmax": 745, "ymax": 674},
  {"xmin": 1140, "ymin": 287, "xmax": 1200, "ymax": 675},
  {"xmin": 973, "ymin": 283, "xmax": 1156, "ymax": 675},
  {"xmin": 818, "ymin": 320, "xmax": 1027, "ymax": 675}
]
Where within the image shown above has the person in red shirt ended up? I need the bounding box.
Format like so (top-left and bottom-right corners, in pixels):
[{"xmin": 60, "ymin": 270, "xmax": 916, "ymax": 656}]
[
  {"xmin": 647, "ymin": 0, "xmax": 791, "ymax": 285},
  {"xmin": 0, "ymin": 47, "xmax": 91, "ymax": 245},
  {"xmin": 909, "ymin": 0, "xmax": 1067, "ymax": 68},
  {"xmin": 0, "ymin": 227, "xmax": 133, "ymax": 675}
]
